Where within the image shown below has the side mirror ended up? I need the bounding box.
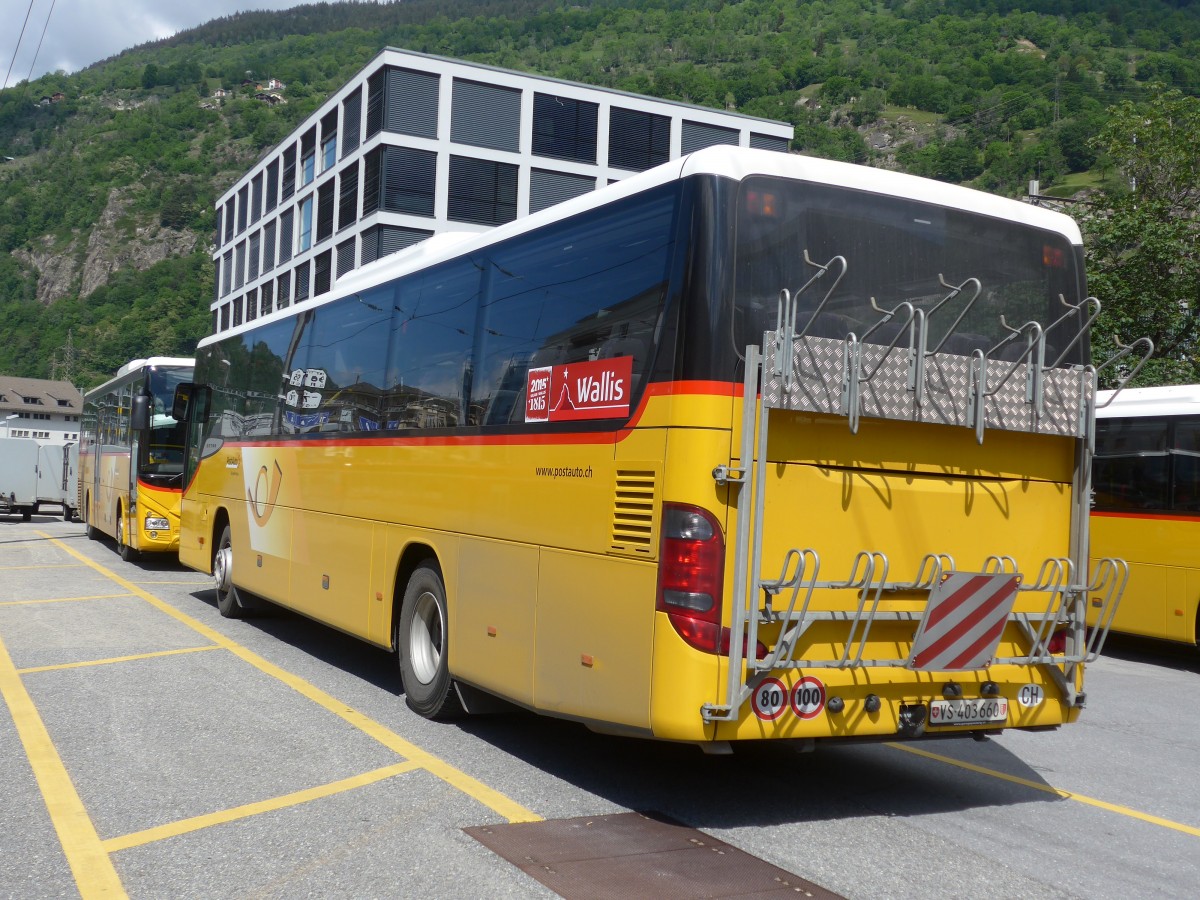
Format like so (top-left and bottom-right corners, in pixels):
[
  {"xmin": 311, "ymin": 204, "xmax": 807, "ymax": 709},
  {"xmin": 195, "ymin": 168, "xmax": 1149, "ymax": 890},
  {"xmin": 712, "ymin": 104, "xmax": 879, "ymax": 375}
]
[
  {"xmin": 130, "ymin": 394, "xmax": 151, "ymax": 431},
  {"xmin": 172, "ymin": 383, "xmax": 194, "ymax": 422}
]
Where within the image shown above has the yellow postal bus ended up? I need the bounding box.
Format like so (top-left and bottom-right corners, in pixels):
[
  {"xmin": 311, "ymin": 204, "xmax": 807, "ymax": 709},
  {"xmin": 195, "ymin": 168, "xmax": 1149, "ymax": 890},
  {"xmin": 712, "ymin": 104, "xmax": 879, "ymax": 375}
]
[
  {"xmin": 80, "ymin": 357, "xmax": 194, "ymax": 560},
  {"xmin": 1091, "ymin": 385, "xmax": 1200, "ymax": 648},
  {"xmin": 174, "ymin": 146, "xmax": 1131, "ymax": 749}
]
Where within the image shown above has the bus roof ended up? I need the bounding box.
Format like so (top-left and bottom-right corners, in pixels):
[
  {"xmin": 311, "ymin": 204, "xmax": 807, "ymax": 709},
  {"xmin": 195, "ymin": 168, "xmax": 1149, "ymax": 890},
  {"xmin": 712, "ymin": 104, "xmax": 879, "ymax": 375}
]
[
  {"xmin": 87, "ymin": 357, "xmax": 195, "ymax": 397},
  {"xmin": 1096, "ymin": 384, "xmax": 1200, "ymax": 419},
  {"xmin": 203, "ymin": 145, "xmax": 1084, "ymax": 350}
]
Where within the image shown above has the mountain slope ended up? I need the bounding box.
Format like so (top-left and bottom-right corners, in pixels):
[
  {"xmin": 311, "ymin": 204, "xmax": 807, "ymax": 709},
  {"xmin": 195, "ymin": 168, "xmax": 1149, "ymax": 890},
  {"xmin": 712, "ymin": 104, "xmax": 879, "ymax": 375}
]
[{"xmin": 1, "ymin": 0, "xmax": 1198, "ymax": 385}]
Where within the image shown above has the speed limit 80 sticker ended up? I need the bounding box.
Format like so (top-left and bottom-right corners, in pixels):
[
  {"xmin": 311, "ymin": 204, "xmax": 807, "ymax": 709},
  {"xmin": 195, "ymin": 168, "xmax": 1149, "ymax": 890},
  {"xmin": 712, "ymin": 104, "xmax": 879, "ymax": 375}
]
[
  {"xmin": 751, "ymin": 678, "xmax": 789, "ymax": 720},
  {"xmin": 751, "ymin": 676, "xmax": 827, "ymax": 721}
]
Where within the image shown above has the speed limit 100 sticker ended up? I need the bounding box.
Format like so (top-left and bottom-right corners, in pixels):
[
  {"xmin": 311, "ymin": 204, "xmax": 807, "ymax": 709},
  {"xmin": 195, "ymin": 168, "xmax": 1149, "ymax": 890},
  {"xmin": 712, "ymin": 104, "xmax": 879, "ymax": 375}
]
[
  {"xmin": 790, "ymin": 676, "xmax": 826, "ymax": 719},
  {"xmin": 751, "ymin": 677, "xmax": 789, "ymax": 720}
]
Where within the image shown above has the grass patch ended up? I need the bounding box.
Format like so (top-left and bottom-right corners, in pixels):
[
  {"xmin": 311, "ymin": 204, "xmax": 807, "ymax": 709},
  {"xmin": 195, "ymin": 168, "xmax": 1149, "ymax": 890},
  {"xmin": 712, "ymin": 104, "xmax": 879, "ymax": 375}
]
[{"xmin": 1043, "ymin": 170, "xmax": 1103, "ymax": 197}]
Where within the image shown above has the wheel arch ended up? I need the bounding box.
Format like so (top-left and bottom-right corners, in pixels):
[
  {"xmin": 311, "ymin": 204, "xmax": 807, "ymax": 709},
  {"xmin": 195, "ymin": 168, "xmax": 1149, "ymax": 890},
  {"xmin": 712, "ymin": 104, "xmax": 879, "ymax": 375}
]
[
  {"xmin": 390, "ymin": 542, "xmax": 440, "ymax": 652},
  {"xmin": 210, "ymin": 507, "xmax": 231, "ymax": 569}
]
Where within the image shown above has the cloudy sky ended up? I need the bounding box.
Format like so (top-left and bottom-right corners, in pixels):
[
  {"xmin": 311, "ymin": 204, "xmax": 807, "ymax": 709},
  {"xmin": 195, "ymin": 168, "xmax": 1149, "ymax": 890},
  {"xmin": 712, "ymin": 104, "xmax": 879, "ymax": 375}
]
[{"xmin": 1, "ymin": 1, "xmax": 308, "ymax": 88}]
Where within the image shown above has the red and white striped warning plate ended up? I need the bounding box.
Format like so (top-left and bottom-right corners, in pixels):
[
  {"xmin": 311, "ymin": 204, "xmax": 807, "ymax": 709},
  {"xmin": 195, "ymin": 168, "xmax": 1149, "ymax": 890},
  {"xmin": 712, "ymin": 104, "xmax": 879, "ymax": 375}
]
[{"xmin": 908, "ymin": 572, "xmax": 1020, "ymax": 671}]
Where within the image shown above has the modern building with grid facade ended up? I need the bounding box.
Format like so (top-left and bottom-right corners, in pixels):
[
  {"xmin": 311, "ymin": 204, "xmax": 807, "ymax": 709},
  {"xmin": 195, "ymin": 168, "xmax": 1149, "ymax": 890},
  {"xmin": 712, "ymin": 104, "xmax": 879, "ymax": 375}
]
[{"xmin": 210, "ymin": 47, "xmax": 793, "ymax": 336}]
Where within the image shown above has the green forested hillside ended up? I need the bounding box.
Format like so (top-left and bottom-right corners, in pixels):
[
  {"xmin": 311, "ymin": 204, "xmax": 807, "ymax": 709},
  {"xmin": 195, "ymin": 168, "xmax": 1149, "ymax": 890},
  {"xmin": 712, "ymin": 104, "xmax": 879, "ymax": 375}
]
[{"xmin": 1, "ymin": 0, "xmax": 1198, "ymax": 386}]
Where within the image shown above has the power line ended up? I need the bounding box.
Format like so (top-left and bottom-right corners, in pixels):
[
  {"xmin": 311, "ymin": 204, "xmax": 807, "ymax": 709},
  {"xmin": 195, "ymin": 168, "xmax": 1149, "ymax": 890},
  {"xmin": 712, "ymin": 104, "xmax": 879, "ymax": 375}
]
[
  {"xmin": 24, "ymin": 0, "xmax": 57, "ymax": 87},
  {"xmin": 3, "ymin": 0, "xmax": 38, "ymax": 89}
]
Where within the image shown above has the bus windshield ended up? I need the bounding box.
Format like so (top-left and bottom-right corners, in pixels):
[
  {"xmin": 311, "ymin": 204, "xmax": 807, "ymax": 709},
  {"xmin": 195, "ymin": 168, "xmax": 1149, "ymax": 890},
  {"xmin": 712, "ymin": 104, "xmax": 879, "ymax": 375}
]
[
  {"xmin": 140, "ymin": 366, "xmax": 191, "ymax": 484},
  {"xmin": 732, "ymin": 177, "xmax": 1088, "ymax": 367}
]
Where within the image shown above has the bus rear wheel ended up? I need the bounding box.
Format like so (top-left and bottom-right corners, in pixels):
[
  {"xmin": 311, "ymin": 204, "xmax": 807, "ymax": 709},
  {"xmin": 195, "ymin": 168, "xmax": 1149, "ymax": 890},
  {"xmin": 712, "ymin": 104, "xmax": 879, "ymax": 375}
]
[
  {"xmin": 213, "ymin": 525, "xmax": 246, "ymax": 619},
  {"xmin": 398, "ymin": 562, "xmax": 462, "ymax": 719}
]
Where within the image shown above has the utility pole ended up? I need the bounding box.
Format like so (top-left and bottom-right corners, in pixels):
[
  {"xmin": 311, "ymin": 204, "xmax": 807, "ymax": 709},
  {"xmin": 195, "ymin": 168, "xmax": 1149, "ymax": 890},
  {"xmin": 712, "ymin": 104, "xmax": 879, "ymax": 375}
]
[{"xmin": 50, "ymin": 329, "xmax": 77, "ymax": 384}]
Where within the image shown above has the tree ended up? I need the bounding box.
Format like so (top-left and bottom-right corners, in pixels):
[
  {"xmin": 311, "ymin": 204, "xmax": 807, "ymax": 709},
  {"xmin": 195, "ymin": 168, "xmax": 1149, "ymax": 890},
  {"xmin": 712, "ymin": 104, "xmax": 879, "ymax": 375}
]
[{"xmin": 1085, "ymin": 87, "xmax": 1200, "ymax": 386}]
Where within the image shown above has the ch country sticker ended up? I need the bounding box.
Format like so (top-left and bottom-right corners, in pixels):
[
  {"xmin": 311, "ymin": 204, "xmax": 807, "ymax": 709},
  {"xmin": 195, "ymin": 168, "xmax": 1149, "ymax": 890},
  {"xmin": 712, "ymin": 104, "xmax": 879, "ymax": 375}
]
[
  {"xmin": 525, "ymin": 356, "xmax": 633, "ymax": 423},
  {"xmin": 248, "ymin": 459, "xmax": 283, "ymax": 526}
]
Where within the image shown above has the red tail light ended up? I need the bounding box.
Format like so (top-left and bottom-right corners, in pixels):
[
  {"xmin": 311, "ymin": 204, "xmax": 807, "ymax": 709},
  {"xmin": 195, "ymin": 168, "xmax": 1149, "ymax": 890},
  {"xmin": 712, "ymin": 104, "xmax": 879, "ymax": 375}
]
[
  {"xmin": 1047, "ymin": 629, "xmax": 1067, "ymax": 654},
  {"xmin": 657, "ymin": 503, "xmax": 765, "ymax": 659}
]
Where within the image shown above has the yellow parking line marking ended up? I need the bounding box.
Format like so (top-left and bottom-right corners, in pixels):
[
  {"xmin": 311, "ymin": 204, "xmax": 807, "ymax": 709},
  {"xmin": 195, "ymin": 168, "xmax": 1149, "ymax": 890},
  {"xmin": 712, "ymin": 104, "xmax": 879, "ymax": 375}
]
[
  {"xmin": 133, "ymin": 581, "xmax": 214, "ymax": 585},
  {"xmin": 0, "ymin": 593, "xmax": 134, "ymax": 607},
  {"xmin": 887, "ymin": 743, "xmax": 1200, "ymax": 838},
  {"xmin": 19, "ymin": 645, "xmax": 221, "ymax": 675},
  {"xmin": 103, "ymin": 761, "xmax": 422, "ymax": 852},
  {"xmin": 0, "ymin": 633, "xmax": 126, "ymax": 898},
  {"xmin": 0, "ymin": 564, "xmax": 87, "ymax": 571},
  {"xmin": 42, "ymin": 532, "xmax": 542, "ymax": 826}
]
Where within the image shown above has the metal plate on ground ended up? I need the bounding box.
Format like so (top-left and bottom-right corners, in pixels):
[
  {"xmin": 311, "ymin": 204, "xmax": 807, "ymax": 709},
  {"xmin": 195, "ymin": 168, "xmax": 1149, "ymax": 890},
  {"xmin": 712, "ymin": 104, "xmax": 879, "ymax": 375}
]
[{"xmin": 465, "ymin": 811, "xmax": 843, "ymax": 899}]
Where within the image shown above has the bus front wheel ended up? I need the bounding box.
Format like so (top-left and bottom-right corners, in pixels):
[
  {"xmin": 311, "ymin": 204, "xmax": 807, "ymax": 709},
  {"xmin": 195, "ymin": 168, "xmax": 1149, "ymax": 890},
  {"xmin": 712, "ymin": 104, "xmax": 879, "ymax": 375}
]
[
  {"xmin": 214, "ymin": 525, "xmax": 246, "ymax": 619},
  {"xmin": 116, "ymin": 507, "xmax": 138, "ymax": 562},
  {"xmin": 398, "ymin": 562, "xmax": 462, "ymax": 719}
]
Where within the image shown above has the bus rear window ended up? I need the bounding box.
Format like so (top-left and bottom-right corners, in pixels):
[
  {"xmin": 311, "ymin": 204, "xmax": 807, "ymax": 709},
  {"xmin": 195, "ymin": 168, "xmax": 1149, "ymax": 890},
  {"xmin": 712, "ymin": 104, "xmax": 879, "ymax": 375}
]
[{"xmin": 732, "ymin": 178, "xmax": 1087, "ymax": 368}]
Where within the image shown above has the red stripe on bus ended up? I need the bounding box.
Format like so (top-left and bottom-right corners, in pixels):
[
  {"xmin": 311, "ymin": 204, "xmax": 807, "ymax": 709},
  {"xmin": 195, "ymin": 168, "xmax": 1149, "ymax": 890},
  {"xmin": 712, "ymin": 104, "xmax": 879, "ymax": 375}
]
[{"xmin": 1091, "ymin": 510, "xmax": 1200, "ymax": 522}]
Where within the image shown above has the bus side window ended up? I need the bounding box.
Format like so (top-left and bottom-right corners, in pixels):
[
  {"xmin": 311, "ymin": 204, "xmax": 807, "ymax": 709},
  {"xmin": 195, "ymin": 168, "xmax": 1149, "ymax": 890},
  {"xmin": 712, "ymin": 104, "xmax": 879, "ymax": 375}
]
[{"xmin": 1172, "ymin": 420, "xmax": 1200, "ymax": 511}]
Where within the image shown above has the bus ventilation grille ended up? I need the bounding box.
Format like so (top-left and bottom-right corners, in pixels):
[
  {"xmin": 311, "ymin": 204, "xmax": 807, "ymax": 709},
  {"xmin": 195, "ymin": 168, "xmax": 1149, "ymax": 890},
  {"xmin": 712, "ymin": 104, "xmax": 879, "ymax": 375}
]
[{"xmin": 611, "ymin": 468, "xmax": 658, "ymax": 555}]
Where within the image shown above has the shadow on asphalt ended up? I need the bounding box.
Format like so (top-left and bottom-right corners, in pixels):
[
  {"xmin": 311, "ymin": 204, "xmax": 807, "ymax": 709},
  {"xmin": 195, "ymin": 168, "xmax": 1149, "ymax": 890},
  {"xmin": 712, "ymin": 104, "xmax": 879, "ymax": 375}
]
[{"xmin": 174, "ymin": 584, "xmax": 1083, "ymax": 830}]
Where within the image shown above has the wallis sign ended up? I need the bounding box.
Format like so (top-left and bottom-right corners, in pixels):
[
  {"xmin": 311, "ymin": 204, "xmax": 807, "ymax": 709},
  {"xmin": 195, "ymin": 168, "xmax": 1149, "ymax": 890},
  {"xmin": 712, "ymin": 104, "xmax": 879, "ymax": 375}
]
[{"xmin": 524, "ymin": 356, "xmax": 634, "ymax": 423}]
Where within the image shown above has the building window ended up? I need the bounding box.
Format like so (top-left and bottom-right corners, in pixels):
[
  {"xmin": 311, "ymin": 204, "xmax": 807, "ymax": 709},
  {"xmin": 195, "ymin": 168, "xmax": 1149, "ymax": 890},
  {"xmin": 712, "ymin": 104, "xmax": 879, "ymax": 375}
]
[
  {"xmin": 750, "ymin": 133, "xmax": 789, "ymax": 152},
  {"xmin": 221, "ymin": 250, "xmax": 233, "ymax": 296},
  {"xmin": 681, "ymin": 120, "xmax": 739, "ymax": 154},
  {"xmin": 361, "ymin": 225, "xmax": 432, "ymax": 264},
  {"xmin": 220, "ymin": 303, "xmax": 231, "ymax": 331},
  {"xmin": 338, "ymin": 161, "xmax": 359, "ymax": 232},
  {"xmin": 260, "ymin": 280, "xmax": 274, "ymax": 317},
  {"xmin": 532, "ymin": 94, "xmax": 598, "ymax": 163},
  {"xmin": 249, "ymin": 230, "xmax": 261, "ymax": 282},
  {"xmin": 295, "ymin": 263, "xmax": 311, "ymax": 302},
  {"xmin": 321, "ymin": 109, "xmax": 337, "ymax": 172},
  {"xmin": 448, "ymin": 155, "xmax": 518, "ymax": 226},
  {"xmin": 276, "ymin": 271, "xmax": 291, "ymax": 310},
  {"xmin": 278, "ymin": 208, "xmax": 294, "ymax": 263},
  {"xmin": 336, "ymin": 238, "xmax": 356, "ymax": 277},
  {"xmin": 265, "ymin": 159, "xmax": 279, "ymax": 212},
  {"xmin": 314, "ymin": 250, "xmax": 332, "ymax": 297},
  {"xmin": 368, "ymin": 66, "xmax": 439, "ymax": 140},
  {"xmin": 263, "ymin": 219, "xmax": 277, "ymax": 274},
  {"xmin": 342, "ymin": 88, "xmax": 362, "ymax": 157},
  {"xmin": 364, "ymin": 146, "xmax": 436, "ymax": 218},
  {"xmin": 282, "ymin": 146, "xmax": 296, "ymax": 201},
  {"xmin": 246, "ymin": 288, "xmax": 258, "ymax": 322},
  {"xmin": 251, "ymin": 173, "xmax": 263, "ymax": 224},
  {"xmin": 609, "ymin": 107, "xmax": 671, "ymax": 171},
  {"xmin": 529, "ymin": 169, "xmax": 595, "ymax": 214},
  {"xmin": 234, "ymin": 241, "xmax": 245, "ymax": 290},
  {"xmin": 451, "ymin": 79, "xmax": 520, "ymax": 152},
  {"xmin": 237, "ymin": 185, "xmax": 249, "ymax": 233},
  {"xmin": 300, "ymin": 127, "xmax": 316, "ymax": 187},
  {"xmin": 298, "ymin": 197, "xmax": 314, "ymax": 252},
  {"xmin": 317, "ymin": 181, "xmax": 335, "ymax": 244},
  {"xmin": 223, "ymin": 199, "xmax": 235, "ymax": 242}
]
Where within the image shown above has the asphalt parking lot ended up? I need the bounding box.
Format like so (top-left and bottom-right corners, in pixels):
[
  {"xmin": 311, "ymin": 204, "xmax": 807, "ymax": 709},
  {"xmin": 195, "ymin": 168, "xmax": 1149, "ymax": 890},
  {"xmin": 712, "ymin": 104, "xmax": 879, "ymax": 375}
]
[{"xmin": 3, "ymin": 515, "xmax": 1199, "ymax": 899}]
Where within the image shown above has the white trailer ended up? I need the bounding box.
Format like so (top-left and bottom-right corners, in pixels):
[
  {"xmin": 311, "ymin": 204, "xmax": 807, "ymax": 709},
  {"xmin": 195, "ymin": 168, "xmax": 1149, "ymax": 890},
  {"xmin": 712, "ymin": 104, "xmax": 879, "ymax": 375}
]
[
  {"xmin": 35, "ymin": 442, "xmax": 78, "ymax": 521},
  {"xmin": 0, "ymin": 437, "xmax": 40, "ymax": 521}
]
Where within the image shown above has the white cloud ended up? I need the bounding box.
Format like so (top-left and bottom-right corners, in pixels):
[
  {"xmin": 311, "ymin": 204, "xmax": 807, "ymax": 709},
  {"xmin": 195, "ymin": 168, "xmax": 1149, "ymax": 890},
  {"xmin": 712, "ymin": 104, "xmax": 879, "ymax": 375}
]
[{"xmin": 1, "ymin": 0, "xmax": 306, "ymax": 88}]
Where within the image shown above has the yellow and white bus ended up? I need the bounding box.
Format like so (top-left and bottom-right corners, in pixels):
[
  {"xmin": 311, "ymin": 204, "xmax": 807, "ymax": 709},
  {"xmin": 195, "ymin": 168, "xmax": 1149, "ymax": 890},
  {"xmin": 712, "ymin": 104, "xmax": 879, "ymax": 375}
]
[
  {"xmin": 80, "ymin": 357, "xmax": 194, "ymax": 560},
  {"xmin": 1091, "ymin": 385, "xmax": 1200, "ymax": 648},
  {"xmin": 174, "ymin": 146, "xmax": 1130, "ymax": 748}
]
